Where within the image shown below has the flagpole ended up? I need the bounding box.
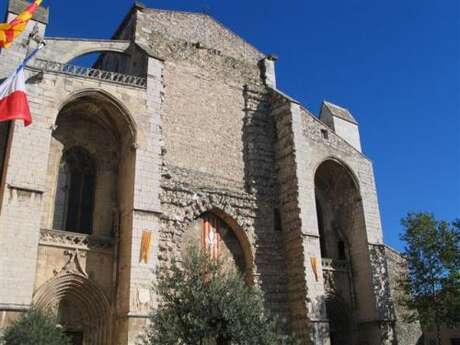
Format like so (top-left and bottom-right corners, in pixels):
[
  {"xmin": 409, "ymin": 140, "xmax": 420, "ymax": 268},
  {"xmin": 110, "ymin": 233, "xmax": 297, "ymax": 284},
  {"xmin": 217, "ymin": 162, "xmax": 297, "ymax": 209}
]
[{"xmin": 17, "ymin": 41, "xmax": 46, "ymax": 73}]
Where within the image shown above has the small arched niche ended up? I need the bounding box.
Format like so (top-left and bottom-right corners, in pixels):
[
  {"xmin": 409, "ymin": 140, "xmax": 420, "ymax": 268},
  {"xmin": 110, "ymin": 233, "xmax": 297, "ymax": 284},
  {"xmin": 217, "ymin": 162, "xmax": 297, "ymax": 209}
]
[{"xmin": 183, "ymin": 212, "xmax": 252, "ymax": 281}]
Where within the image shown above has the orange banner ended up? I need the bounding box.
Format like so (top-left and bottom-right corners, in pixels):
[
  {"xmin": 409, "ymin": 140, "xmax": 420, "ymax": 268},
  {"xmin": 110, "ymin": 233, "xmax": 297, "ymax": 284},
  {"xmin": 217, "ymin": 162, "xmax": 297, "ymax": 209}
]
[
  {"xmin": 310, "ymin": 256, "xmax": 319, "ymax": 282},
  {"xmin": 139, "ymin": 230, "xmax": 153, "ymax": 264},
  {"xmin": 0, "ymin": 0, "xmax": 43, "ymax": 48}
]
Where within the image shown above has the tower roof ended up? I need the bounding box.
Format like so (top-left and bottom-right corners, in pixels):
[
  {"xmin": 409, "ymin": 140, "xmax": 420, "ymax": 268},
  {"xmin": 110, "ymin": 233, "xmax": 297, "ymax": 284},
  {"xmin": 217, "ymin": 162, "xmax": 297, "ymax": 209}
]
[{"xmin": 321, "ymin": 101, "xmax": 357, "ymax": 124}]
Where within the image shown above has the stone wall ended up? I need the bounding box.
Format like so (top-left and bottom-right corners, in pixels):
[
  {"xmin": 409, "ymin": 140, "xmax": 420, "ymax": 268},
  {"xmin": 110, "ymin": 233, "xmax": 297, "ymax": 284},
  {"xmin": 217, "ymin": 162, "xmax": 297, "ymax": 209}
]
[
  {"xmin": 130, "ymin": 5, "xmax": 292, "ymax": 326},
  {"xmin": 0, "ymin": 5, "xmax": 162, "ymax": 339},
  {"xmin": 385, "ymin": 246, "xmax": 423, "ymax": 345},
  {"xmin": 0, "ymin": 2, "xmax": 411, "ymax": 344},
  {"xmin": 271, "ymin": 94, "xmax": 315, "ymax": 343},
  {"xmin": 137, "ymin": 7, "xmax": 264, "ymax": 64}
]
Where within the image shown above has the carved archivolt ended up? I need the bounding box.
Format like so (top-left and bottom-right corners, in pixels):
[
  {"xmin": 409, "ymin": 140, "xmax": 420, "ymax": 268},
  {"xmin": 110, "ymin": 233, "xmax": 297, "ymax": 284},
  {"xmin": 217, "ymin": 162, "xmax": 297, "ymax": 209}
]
[{"xmin": 33, "ymin": 272, "xmax": 112, "ymax": 345}]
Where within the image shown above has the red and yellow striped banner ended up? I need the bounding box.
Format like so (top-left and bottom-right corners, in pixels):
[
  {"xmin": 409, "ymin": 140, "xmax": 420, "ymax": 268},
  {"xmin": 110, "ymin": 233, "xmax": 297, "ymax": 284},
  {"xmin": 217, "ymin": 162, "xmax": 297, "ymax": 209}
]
[{"xmin": 0, "ymin": 0, "xmax": 43, "ymax": 48}]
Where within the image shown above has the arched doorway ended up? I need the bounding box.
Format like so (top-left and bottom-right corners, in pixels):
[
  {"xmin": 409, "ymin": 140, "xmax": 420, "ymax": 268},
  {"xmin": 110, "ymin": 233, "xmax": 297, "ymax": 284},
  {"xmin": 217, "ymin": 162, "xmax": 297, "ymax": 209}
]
[
  {"xmin": 33, "ymin": 273, "xmax": 112, "ymax": 345},
  {"xmin": 315, "ymin": 159, "xmax": 365, "ymax": 344}
]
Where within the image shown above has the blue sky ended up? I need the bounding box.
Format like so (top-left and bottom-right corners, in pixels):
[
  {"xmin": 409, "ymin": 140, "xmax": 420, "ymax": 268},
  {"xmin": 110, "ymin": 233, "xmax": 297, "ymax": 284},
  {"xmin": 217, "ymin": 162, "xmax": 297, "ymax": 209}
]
[{"xmin": 2, "ymin": 0, "xmax": 459, "ymax": 250}]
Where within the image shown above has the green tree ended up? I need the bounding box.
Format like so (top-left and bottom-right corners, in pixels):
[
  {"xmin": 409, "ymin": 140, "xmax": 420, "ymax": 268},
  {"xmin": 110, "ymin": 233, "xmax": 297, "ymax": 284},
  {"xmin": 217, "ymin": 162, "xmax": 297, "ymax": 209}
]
[
  {"xmin": 400, "ymin": 212, "xmax": 460, "ymax": 344},
  {"xmin": 0, "ymin": 308, "xmax": 70, "ymax": 345},
  {"xmin": 138, "ymin": 245, "xmax": 294, "ymax": 345}
]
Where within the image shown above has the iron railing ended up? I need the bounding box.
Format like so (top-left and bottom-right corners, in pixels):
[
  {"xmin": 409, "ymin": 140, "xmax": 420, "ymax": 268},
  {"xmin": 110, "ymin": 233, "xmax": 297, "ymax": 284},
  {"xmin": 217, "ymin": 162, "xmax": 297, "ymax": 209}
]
[
  {"xmin": 30, "ymin": 58, "xmax": 147, "ymax": 88},
  {"xmin": 322, "ymin": 258, "xmax": 349, "ymax": 271}
]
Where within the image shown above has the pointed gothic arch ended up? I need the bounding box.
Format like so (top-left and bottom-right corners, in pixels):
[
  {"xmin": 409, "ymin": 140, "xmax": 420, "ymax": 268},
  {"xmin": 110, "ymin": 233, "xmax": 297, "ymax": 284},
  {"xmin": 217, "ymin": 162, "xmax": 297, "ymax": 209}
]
[
  {"xmin": 314, "ymin": 158, "xmax": 368, "ymax": 344},
  {"xmin": 56, "ymin": 88, "xmax": 137, "ymax": 144}
]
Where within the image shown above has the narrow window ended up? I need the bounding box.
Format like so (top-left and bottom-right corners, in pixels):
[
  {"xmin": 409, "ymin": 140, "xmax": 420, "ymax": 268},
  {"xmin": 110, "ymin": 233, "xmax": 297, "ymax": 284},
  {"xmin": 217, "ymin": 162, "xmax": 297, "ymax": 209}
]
[
  {"xmin": 321, "ymin": 129, "xmax": 329, "ymax": 140},
  {"xmin": 274, "ymin": 208, "xmax": 282, "ymax": 232},
  {"xmin": 53, "ymin": 147, "xmax": 95, "ymax": 234},
  {"xmin": 338, "ymin": 240, "xmax": 346, "ymax": 260},
  {"xmin": 0, "ymin": 122, "xmax": 10, "ymax": 175},
  {"xmin": 0, "ymin": 122, "xmax": 11, "ymax": 202},
  {"xmin": 316, "ymin": 198, "xmax": 328, "ymax": 257}
]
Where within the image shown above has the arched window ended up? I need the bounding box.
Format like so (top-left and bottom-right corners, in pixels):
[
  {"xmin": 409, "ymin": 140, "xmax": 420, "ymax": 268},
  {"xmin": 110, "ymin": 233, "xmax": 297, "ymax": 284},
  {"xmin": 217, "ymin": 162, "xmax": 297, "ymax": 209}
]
[
  {"xmin": 53, "ymin": 147, "xmax": 96, "ymax": 234},
  {"xmin": 316, "ymin": 197, "xmax": 328, "ymax": 258}
]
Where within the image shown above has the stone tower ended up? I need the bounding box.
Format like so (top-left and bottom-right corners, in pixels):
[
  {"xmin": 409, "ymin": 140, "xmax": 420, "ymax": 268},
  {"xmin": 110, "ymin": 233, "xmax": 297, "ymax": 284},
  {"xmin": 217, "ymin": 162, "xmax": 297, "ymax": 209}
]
[{"xmin": 0, "ymin": 1, "xmax": 421, "ymax": 344}]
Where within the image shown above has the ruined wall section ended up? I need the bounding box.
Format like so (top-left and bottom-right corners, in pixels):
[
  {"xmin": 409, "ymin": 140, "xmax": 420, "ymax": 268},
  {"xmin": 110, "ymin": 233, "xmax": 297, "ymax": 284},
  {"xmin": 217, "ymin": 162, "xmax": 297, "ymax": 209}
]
[
  {"xmin": 132, "ymin": 8, "xmax": 290, "ymax": 323},
  {"xmin": 137, "ymin": 8, "xmax": 264, "ymax": 64},
  {"xmin": 385, "ymin": 246, "xmax": 423, "ymax": 345},
  {"xmin": 134, "ymin": 17, "xmax": 264, "ymax": 185}
]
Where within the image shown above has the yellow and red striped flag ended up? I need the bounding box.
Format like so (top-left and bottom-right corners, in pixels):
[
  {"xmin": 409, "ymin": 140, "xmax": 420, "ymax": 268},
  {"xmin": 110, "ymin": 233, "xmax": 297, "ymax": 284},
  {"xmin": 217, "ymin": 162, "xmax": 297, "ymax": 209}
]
[{"xmin": 0, "ymin": 0, "xmax": 43, "ymax": 49}]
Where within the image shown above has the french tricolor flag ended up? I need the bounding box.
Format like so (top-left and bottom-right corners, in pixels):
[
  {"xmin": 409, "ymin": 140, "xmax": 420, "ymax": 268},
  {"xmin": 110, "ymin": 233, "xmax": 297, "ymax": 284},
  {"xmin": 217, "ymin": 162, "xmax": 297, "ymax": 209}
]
[
  {"xmin": 0, "ymin": 46, "xmax": 44, "ymax": 127},
  {"xmin": 0, "ymin": 64, "xmax": 32, "ymax": 127}
]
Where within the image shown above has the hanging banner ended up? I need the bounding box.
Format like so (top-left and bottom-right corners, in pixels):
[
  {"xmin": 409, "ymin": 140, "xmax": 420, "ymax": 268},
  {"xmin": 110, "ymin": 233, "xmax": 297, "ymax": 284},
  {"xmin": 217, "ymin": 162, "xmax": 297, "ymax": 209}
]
[
  {"xmin": 139, "ymin": 230, "xmax": 153, "ymax": 264},
  {"xmin": 310, "ymin": 256, "xmax": 319, "ymax": 282},
  {"xmin": 0, "ymin": 0, "xmax": 43, "ymax": 48}
]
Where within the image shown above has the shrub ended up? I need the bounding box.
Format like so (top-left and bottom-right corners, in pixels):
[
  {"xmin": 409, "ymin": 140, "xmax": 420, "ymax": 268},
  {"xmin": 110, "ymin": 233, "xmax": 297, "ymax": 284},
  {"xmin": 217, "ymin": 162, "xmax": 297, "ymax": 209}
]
[
  {"xmin": 0, "ymin": 308, "xmax": 70, "ymax": 345},
  {"xmin": 138, "ymin": 245, "xmax": 294, "ymax": 345}
]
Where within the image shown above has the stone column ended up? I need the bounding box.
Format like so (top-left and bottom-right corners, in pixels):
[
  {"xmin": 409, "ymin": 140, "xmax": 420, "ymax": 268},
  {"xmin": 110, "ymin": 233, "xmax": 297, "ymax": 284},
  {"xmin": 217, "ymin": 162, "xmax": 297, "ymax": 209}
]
[
  {"xmin": 272, "ymin": 93, "xmax": 330, "ymax": 345},
  {"xmin": 0, "ymin": 74, "xmax": 53, "ymax": 316},
  {"xmin": 118, "ymin": 56, "xmax": 164, "ymax": 345}
]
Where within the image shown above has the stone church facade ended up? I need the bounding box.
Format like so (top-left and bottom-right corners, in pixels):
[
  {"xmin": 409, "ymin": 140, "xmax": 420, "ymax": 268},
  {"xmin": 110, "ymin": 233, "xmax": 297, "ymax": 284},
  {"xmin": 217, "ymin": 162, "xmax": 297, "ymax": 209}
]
[{"xmin": 0, "ymin": 1, "xmax": 422, "ymax": 344}]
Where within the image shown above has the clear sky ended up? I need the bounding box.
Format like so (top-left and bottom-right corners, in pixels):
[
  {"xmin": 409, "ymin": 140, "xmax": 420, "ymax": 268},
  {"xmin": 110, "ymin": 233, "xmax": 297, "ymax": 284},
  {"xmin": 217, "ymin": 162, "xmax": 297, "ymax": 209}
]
[{"xmin": 2, "ymin": 0, "xmax": 459, "ymax": 251}]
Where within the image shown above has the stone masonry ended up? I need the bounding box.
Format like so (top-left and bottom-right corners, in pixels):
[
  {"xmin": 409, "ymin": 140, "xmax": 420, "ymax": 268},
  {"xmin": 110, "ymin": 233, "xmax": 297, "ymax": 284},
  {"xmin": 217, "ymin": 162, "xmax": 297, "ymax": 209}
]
[{"xmin": 0, "ymin": 1, "xmax": 422, "ymax": 344}]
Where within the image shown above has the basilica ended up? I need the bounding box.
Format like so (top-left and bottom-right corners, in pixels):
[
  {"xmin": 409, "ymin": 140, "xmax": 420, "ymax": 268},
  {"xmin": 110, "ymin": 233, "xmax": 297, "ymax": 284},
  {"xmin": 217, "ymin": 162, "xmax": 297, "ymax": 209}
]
[{"xmin": 0, "ymin": 1, "xmax": 422, "ymax": 344}]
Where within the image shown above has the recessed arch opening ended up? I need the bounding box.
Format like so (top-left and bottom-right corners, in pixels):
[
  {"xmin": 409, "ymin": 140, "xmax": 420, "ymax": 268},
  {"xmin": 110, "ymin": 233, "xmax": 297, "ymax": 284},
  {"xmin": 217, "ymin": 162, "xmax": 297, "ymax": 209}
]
[
  {"xmin": 314, "ymin": 159, "xmax": 362, "ymax": 261},
  {"xmin": 314, "ymin": 158, "xmax": 367, "ymax": 344},
  {"xmin": 183, "ymin": 209, "xmax": 255, "ymax": 285},
  {"xmin": 60, "ymin": 45, "xmax": 146, "ymax": 79},
  {"xmin": 46, "ymin": 90, "xmax": 136, "ymax": 238},
  {"xmin": 40, "ymin": 90, "xmax": 138, "ymax": 343}
]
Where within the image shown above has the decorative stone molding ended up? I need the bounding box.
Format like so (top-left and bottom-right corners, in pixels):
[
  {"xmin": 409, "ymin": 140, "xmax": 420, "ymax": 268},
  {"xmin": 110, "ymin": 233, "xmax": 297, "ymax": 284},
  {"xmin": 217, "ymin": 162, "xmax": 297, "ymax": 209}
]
[
  {"xmin": 29, "ymin": 58, "xmax": 147, "ymax": 88},
  {"xmin": 321, "ymin": 258, "xmax": 349, "ymax": 272},
  {"xmin": 39, "ymin": 228, "xmax": 113, "ymax": 252},
  {"xmin": 53, "ymin": 249, "xmax": 88, "ymax": 278}
]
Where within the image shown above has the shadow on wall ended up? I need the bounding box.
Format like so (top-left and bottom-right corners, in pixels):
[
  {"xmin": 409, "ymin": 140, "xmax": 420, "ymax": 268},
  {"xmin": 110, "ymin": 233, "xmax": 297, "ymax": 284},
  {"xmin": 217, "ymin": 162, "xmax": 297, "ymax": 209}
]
[{"xmin": 241, "ymin": 86, "xmax": 291, "ymax": 333}]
